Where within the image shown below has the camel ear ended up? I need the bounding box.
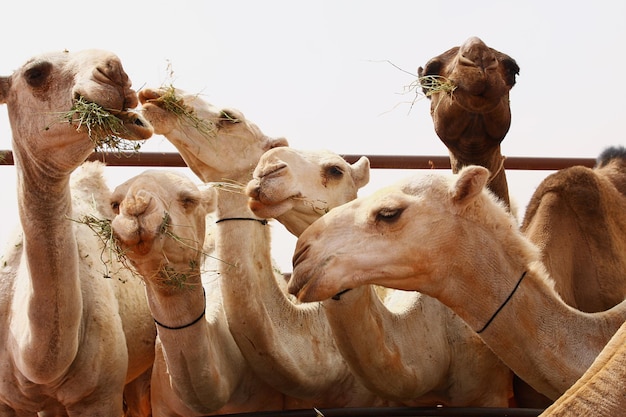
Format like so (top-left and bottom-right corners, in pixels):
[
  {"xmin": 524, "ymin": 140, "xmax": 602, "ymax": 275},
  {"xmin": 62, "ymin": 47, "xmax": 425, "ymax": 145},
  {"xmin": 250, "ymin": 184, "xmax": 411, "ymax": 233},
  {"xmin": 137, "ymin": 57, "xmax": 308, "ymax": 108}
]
[
  {"xmin": 351, "ymin": 156, "xmax": 370, "ymax": 190},
  {"xmin": 451, "ymin": 166, "xmax": 490, "ymax": 206},
  {"xmin": 198, "ymin": 184, "xmax": 218, "ymax": 214},
  {"xmin": 0, "ymin": 77, "xmax": 9, "ymax": 104}
]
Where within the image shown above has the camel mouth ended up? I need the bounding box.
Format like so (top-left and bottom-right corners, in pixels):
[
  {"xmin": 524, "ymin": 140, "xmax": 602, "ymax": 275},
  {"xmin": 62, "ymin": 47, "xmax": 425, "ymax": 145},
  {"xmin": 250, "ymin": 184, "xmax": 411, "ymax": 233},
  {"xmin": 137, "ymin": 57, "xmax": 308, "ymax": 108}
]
[
  {"xmin": 248, "ymin": 196, "xmax": 295, "ymax": 219},
  {"xmin": 109, "ymin": 108, "xmax": 154, "ymax": 140},
  {"xmin": 69, "ymin": 95, "xmax": 154, "ymax": 141}
]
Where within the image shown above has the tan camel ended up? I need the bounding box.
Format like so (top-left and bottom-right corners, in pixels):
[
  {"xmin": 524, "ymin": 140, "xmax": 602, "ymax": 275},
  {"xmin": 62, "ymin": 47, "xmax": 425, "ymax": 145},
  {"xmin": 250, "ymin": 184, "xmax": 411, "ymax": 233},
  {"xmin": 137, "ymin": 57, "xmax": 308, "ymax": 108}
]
[
  {"xmin": 289, "ymin": 165, "xmax": 626, "ymax": 402},
  {"xmin": 138, "ymin": 87, "xmax": 387, "ymax": 407},
  {"xmin": 110, "ymin": 169, "xmax": 314, "ymax": 415},
  {"xmin": 0, "ymin": 50, "xmax": 155, "ymax": 416},
  {"xmin": 418, "ymin": 36, "xmax": 519, "ymax": 208},
  {"xmin": 521, "ymin": 146, "xmax": 626, "ymax": 312},
  {"xmin": 246, "ymin": 146, "xmax": 514, "ymax": 406}
]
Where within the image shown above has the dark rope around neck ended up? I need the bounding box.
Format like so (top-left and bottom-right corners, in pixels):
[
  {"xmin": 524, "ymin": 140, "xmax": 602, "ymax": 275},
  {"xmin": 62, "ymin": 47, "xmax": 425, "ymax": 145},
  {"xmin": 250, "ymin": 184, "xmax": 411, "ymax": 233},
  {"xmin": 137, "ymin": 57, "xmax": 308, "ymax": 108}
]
[
  {"xmin": 154, "ymin": 288, "xmax": 206, "ymax": 330},
  {"xmin": 215, "ymin": 217, "xmax": 268, "ymax": 225},
  {"xmin": 476, "ymin": 271, "xmax": 527, "ymax": 334}
]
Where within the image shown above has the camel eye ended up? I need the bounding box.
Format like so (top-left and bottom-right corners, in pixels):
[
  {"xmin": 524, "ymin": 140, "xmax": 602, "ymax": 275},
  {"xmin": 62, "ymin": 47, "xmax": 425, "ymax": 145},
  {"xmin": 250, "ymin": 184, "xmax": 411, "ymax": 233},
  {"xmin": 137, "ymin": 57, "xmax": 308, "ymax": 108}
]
[
  {"xmin": 325, "ymin": 165, "xmax": 344, "ymax": 179},
  {"xmin": 24, "ymin": 61, "xmax": 52, "ymax": 88},
  {"xmin": 376, "ymin": 207, "xmax": 403, "ymax": 223},
  {"xmin": 219, "ymin": 109, "xmax": 241, "ymax": 124},
  {"xmin": 179, "ymin": 194, "xmax": 199, "ymax": 210}
]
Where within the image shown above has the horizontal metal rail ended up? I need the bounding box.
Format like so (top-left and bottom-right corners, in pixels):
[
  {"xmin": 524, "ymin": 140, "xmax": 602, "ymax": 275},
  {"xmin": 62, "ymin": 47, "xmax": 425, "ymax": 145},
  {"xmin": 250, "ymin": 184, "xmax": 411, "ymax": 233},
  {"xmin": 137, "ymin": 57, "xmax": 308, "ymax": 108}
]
[
  {"xmin": 0, "ymin": 150, "xmax": 596, "ymax": 171},
  {"xmin": 223, "ymin": 406, "xmax": 544, "ymax": 416}
]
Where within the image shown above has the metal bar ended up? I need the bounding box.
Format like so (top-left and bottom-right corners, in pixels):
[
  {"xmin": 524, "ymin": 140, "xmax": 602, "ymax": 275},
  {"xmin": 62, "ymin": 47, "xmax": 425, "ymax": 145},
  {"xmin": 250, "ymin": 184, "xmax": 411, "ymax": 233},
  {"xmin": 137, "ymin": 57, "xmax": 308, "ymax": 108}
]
[
  {"xmin": 223, "ymin": 406, "xmax": 544, "ymax": 417},
  {"xmin": 0, "ymin": 150, "xmax": 596, "ymax": 171}
]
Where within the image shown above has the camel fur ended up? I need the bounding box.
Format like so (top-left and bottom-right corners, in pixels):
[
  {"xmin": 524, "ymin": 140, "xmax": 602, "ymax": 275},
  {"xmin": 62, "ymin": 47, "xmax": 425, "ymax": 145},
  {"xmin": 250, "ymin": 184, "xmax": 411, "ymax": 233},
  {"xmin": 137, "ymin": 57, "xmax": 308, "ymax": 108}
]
[{"xmin": 521, "ymin": 146, "xmax": 626, "ymax": 312}]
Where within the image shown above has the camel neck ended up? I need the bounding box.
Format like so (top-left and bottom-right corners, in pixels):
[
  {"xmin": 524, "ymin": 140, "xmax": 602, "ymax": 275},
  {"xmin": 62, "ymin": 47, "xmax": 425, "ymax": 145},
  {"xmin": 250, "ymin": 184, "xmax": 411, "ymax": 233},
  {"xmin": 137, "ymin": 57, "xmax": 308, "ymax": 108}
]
[
  {"xmin": 457, "ymin": 265, "xmax": 626, "ymax": 400},
  {"xmin": 214, "ymin": 189, "xmax": 362, "ymax": 401}
]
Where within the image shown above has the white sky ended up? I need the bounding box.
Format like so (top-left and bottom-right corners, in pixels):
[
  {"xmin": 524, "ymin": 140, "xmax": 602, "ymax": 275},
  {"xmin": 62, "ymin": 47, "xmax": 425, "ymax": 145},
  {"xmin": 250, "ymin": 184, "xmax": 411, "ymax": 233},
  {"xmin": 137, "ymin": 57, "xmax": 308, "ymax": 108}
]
[{"xmin": 1, "ymin": 1, "xmax": 625, "ymax": 271}]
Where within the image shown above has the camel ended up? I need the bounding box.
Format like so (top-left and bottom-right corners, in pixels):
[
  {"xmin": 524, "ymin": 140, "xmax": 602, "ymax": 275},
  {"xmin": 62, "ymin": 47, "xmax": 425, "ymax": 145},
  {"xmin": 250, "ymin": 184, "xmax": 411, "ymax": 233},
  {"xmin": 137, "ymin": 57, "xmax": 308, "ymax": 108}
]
[
  {"xmin": 418, "ymin": 36, "xmax": 519, "ymax": 209},
  {"xmin": 0, "ymin": 50, "xmax": 156, "ymax": 416},
  {"xmin": 138, "ymin": 87, "xmax": 387, "ymax": 407},
  {"xmin": 110, "ymin": 169, "xmax": 314, "ymax": 415},
  {"xmin": 245, "ymin": 146, "xmax": 514, "ymax": 406},
  {"xmin": 288, "ymin": 165, "xmax": 626, "ymax": 402},
  {"xmin": 520, "ymin": 146, "xmax": 626, "ymax": 312}
]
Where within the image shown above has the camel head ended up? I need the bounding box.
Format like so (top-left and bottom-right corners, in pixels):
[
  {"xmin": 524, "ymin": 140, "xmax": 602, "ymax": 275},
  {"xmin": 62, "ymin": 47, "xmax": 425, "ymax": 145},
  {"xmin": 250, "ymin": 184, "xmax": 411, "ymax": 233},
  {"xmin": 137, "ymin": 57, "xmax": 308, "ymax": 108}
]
[
  {"xmin": 111, "ymin": 170, "xmax": 216, "ymax": 291},
  {"xmin": 246, "ymin": 147, "xmax": 370, "ymax": 236},
  {"xmin": 289, "ymin": 165, "xmax": 529, "ymax": 302},
  {"xmin": 417, "ymin": 36, "xmax": 519, "ymax": 163},
  {"xmin": 0, "ymin": 49, "xmax": 152, "ymax": 173},
  {"xmin": 139, "ymin": 87, "xmax": 288, "ymax": 183}
]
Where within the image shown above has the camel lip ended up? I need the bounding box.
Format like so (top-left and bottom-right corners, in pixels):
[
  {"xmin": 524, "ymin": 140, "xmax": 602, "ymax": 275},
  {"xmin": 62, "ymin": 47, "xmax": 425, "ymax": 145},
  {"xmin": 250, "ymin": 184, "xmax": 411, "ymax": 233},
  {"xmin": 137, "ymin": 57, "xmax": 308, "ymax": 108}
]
[{"xmin": 139, "ymin": 89, "xmax": 162, "ymax": 103}]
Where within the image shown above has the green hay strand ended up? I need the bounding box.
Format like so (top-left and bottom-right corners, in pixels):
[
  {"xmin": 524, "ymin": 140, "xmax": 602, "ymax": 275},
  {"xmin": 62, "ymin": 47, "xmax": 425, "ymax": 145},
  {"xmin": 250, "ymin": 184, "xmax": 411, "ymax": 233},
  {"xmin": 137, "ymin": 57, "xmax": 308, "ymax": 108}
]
[
  {"xmin": 149, "ymin": 85, "xmax": 218, "ymax": 141},
  {"xmin": 57, "ymin": 97, "xmax": 144, "ymax": 153}
]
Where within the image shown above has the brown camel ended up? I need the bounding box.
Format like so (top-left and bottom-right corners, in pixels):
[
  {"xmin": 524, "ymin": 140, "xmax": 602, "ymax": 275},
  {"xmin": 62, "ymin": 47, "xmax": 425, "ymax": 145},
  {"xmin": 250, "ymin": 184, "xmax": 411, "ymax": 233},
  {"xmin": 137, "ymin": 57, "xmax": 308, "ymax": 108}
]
[
  {"xmin": 521, "ymin": 146, "xmax": 626, "ymax": 312},
  {"xmin": 418, "ymin": 36, "xmax": 519, "ymax": 209}
]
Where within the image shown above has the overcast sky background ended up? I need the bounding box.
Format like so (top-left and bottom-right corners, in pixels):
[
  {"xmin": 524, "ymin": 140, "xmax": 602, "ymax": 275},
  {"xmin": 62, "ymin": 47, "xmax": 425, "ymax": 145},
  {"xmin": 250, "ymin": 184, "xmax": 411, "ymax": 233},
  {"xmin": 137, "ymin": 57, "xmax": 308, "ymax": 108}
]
[{"xmin": 1, "ymin": 1, "xmax": 625, "ymax": 271}]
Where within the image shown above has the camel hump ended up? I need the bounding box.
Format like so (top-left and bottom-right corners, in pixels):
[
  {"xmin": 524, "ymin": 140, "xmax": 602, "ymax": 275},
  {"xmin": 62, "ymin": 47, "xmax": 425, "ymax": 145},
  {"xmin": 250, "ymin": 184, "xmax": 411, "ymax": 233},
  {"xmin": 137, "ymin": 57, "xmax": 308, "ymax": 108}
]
[{"xmin": 595, "ymin": 145, "xmax": 626, "ymax": 168}]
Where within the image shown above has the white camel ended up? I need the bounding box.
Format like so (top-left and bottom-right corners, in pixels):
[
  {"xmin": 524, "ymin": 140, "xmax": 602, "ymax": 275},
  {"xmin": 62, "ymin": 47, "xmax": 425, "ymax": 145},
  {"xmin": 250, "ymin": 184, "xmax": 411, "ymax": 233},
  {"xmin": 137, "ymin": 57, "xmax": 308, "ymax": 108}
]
[
  {"xmin": 110, "ymin": 169, "xmax": 314, "ymax": 415},
  {"xmin": 289, "ymin": 165, "xmax": 626, "ymax": 402},
  {"xmin": 138, "ymin": 86, "xmax": 389, "ymax": 407},
  {"xmin": 245, "ymin": 146, "xmax": 514, "ymax": 406},
  {"xmin": 0, "ymin": 50, "xmax": 155, "ymax": 416}
]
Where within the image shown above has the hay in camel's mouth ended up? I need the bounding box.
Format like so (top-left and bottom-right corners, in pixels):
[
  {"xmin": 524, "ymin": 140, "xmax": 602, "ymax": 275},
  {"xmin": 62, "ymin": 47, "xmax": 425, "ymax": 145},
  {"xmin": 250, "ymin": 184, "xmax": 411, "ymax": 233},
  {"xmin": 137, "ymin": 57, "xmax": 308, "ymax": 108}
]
[
  {"xmin": 145, "ymin": 85, "xmax": 218, "ymax": 141},
  {"xmin": 56, "ymin": 96, "xmax": 153, "ymax": 153},
  {"xmin": 415, "ymin": 75, "xmax": 457, "ymax": 97}
]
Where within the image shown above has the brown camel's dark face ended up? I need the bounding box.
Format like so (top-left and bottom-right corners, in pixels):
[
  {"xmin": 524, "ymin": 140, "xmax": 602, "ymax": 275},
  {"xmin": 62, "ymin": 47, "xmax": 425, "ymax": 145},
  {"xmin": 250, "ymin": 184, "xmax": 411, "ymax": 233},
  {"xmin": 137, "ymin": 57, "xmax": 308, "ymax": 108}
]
[{"xmin": 418, "ymin": 36, "xmax": 519, "ymax": 159}]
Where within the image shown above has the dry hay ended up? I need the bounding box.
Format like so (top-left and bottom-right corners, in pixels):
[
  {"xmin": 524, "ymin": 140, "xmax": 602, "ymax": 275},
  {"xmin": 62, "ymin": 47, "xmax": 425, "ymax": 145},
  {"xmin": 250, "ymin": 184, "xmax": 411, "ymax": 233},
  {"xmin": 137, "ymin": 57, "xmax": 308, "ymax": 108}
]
[
  {"xmin": 146, "ymin": 85, "xmax": 218, "ymax": 141},
  {"xmin": 380, "ymin": 60, "xmax": 456, "ymax": 114},
  {"xmin": 55, "ymin": 97, "xmax": 145, "ymax": 154},
  {"xmin": 69, "ymin": 213, "xmax": 130, "ymax": 281}
]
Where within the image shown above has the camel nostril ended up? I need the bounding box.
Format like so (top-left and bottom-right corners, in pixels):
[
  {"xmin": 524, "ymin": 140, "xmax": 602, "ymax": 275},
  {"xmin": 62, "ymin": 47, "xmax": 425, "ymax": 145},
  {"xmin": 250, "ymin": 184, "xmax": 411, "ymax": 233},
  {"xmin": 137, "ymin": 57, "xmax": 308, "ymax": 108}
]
[
  {"xmin": 261, "ymin": 163, "xmax": 287, "ymax": 180},
  {"xmin": 123, "ymin": 191, "xmax": 152, "ymax": 217}
]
